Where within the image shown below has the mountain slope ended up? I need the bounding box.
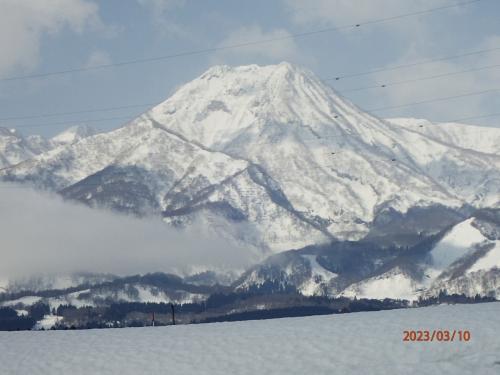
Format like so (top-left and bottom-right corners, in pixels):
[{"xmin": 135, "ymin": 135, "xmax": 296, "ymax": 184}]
[
  {"xmin": 51, "ymin": 125, "xmax": 97, "ymax": 147},
  {"xmin": 1, "ymin": 62, "xmax": 499, "ymax": 252},
  {"xmin": 387, "ymin": 118, "xmax": 500, "ymax": 156},
  {"xmin": 157, "ymin": 64, "xmax": 499, "ymax": 217},
  {"xmin": 0, "ymin": 128, "xmax": 45, "ymax": 169},
  {"xmin": 1, "ymin": 120, "xmax": 329, "ymax": 252},
  {"xmin": 343, "ymin": 213, "xmax": 500, "ymax": 300},
  {"xmin": 143, "ymin": 63, "xmax": 500, "ymax": 212},
  {"xmin": 0, "ymin": 125, "xmax": 97, "ymax": 169},
  {"xmin": 235, "ymin": 211, "xmax": 500, "ymax": 300}
]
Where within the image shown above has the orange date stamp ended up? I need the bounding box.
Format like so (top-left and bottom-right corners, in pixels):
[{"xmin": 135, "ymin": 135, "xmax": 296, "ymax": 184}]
[{"xmin": 403, "ymin": 330, "xmax": 471, "ymax": 342}]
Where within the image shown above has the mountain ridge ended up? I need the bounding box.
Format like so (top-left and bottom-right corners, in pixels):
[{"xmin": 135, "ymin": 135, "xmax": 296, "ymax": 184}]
[{"xmin": 1, "ymin": 62, "xmax": 499, "ymax": 254}]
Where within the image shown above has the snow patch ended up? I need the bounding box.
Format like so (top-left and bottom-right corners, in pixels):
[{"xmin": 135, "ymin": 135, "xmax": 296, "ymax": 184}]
[
  {"xmin": 2, "ymin": 296, "xmax": 42, "ymax": 307},
  {"xmin": 469, "ymin": 241, "xmax": 500, "ymax": 273},
  {"xmin": 430, "ymin": 218, "xmax": 487, "ymax": 270},
  {"xmin": 34, "ymin": 315, "xmax": 63, "ymax": 330},
  {"xmin": 299, "ymin": 255, "xmax": 337, "ymax": 296},
  {"xmin": 342, "ymin": 267, "xmax": 419, "ymax": 301}
]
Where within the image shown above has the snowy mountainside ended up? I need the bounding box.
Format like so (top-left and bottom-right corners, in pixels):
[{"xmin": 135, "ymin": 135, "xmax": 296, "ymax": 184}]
[
  {"xmin": 0, "ymin": 128, "xmax": 44, "ymax": 168},
  {"xmin": 0, "ymin": 273, "xmax": 224, "ymax": 310},
  {"xmin": 146, "ymin": 63, "xmax": 500, "ymax": 209},
  {"xmin": 40, "ymin": 281, "xmax": 208, "ymax": 309},
  {"xmin": 1, "ymin": 213, "xmax": 498, "ymax": 308},
  {"xmin": 233, "ymin": 240, "xmax": 405, "ymax": 298},
  {"xmin": 0, "ymin": 125, "xmax": 97, "ymax": 169},
  {"xmin": 423, "ymin": 210, "xmax": 500, "ymax": 298},
  {"xmin": 344, "ymin": 213, "xmax": 500, "ymax": 299},
  {"xmin": 51, "ymin": 125, "xmax": 97, "ymax": 147},
  {"xmin": 235, "ymin": 210, "xmax": 500, "ymax": 300},
  {"xmin": 4, "ymin": 273, "xmax": 116, "ymax": 294},
  {"xmin": 1, "ymin": 120, "xmax": 329, "ymax": 252},
  {"xmin": 2, "ymin": 62, "xmax": 499, "ymax": 254},
  {"xmin": 387, "ymin": 117, "xmax": 500, "ymax": 155}
]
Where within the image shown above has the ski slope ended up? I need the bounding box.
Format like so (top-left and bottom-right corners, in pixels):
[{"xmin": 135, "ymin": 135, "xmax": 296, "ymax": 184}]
[{"xmin": 1, "ymin": 303, "xmax": 499, "ymax": 374}]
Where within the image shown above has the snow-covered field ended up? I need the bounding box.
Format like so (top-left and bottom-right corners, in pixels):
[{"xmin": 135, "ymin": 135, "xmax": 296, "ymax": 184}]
[{"xmin": 1, "ymin": 303, "xmax": 499, "ymax": 374}]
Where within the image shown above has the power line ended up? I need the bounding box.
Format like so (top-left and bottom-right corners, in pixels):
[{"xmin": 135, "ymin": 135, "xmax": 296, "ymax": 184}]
[
  {"xmin": 368, "ymin": 88, "xmax": 499, "ymax": 113},
  {"xmin": 340, "ymin": 63, "xmax": 500, "ymax": 93},
  {"xmin": 1, "ymin": 101, "xmax": 165, "ymax": 129},
  {"xmin": 448, "ymin": 112, "xmax": 500, "ymax": 123},
  {"xmin": 6, "ymin": 115, "xmax": 136, "ymax": 129},
  {"xmin": 0, "ymin": 103, "xmax": 154, "ymax": 122},
  {"xmin": 2, "ymin": 88, "xmax": 499, "ymax": 130},
  {"xmin": 1, "ymin": 110, "xmax": 499, "ymax": 189},
  {"xmin": 322, "ymin": 46, "xmax": 500, "ymax": 82},
  {"xmin": 0, "ymin": 0, "xmax": 484, "ymax": 83},
  {"xmin": 2, "ymin": 54, "xmax": 499, "ymax": 124}
]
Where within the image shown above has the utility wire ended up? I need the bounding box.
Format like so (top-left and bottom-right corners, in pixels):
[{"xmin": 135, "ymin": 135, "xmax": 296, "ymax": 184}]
[
  {"xmin": 368, "ymin": 88, "xmax": 499, "ymax": 112},
  {"xmin": 340, "ymin": 63, "xmax": 500, "ymax": 93},
  {"xmin": 1, "ymin": 109, "xmax": 499, "ymax": 189},
  {"xmin": 6, "ymin": 115, "xmax": 136, "ymax": 129},
  {"xmin": 0, "ymin": 103, "xmax": 154, "ymax": 122},
  {"xmin": 322, "ymin": 46, "xmax": 500, "ymax": 82},
  {"xmin": 448, "ymin": 112, "xmax": 500, "ymax": 123},
  {"xmin": 0, "ymin": 0, "xmax": 485, "ymax": 83},
  {"xmin": 2, "ymin": 101, "xmax": 166, "ymax": 129},
  {"xmin": 2, "ymin": 54, "xmax": 499, "ymax": 124},
  {"xmin": 3, "ymin": 88, "xmax": 497, "ymax": 129}
]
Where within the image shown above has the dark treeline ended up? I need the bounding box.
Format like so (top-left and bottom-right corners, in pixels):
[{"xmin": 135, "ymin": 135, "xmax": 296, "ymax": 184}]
[
  {"xmin": 39, "ymin": 293, "xmax": 411, "ymax": 329},
  {"xmin": 1, "ymin": 290, "xmax": 497, "ymax": 331},
  {"xmin": 201, "ymin": 306, "xmax": 336, "ymax": 323},
  {"xmin": 417, "ymin": 290, "xmax": 496, "ymax": 306},
  {"xmin": 0, "ymin": 307, "xmax": 36, "ymax": 331}
]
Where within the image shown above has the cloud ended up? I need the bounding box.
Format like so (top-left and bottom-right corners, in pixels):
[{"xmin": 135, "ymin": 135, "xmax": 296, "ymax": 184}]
[
  {"xmin": 283, "ymin": 0, "xmax": 458, "ymax": 29},
  {"xmin": 137, "ymin": 0, "xmax": 185, "ymax": 13},
  {"xmin": 211, "ymin": 25, "xmax": 313, "ymax": 66},
  {"xmin": 0, "ymin": 0, "xmax": 104, "ymax": 76},
  {"xmin": 0, "ymin": 184, "xmax": 260, "ymax": 279},
  {"xmin": 84, "ymin": 50, "xmax": 112, "ymax": 68},
  {"xmin": 136, "ymin": 0, "xmax": 189, "ymax": 38},
  {"xmin": 284, "ymin": 0, "xmax": 500, "ymax": 124},
  {"xmin": 282, "ymin": 0, "xmax": 470, "ymax": 59},
  {"xmin": 356, "ymin": 35, "xmax": 500, "ymax": 122}
]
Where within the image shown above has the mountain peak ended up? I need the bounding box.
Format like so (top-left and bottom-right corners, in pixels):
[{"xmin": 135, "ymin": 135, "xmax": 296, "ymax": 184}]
[
  {"xmin": 2, "ymin": 63, "xmax": 500, "ymax": 254},
  {"xmin": 51, "ymin": 125, "xmax": 97, "ymax": 146},
  {"xmin": 199, "ymin": 64, "xmax": 233, "ymax": 79},
  {"xmin": 272, "ymin": 61, "xmax": 307, "ymax": 75},
  {"xmin": 197, "ymin": 62, "xmax": 311, "ymax": 82},
  {"xmin": 144, "ymin": 62, "xmax": 355, "ymax": 149},
  {"xmin": 0, "ymin": 127, "xmax": 19, "ymax": 137}
]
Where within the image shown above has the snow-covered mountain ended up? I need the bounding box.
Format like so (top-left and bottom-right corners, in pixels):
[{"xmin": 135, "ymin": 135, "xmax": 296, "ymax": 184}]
[
  {"xmin": 2, "ymin": 274, "xmax": 216, "ymax": 310},
  {"xmin": 235, "ymin": 210, "xmax": 500, "ymax": 300},
  {"xmin": 1, "ymin": 63, "xmax": 500, "ymax": 301},
  {"xmin": 143, "ymin": 63, "xmax": 500, "ymax": 210},
  {"xmin": 0, "ymin": 128, "xmax": 45, "ymax": 169},
  {"xmin": 344, "ymin": 213, "xmax": 500, "ymax": 300},
  {"xmin": 1, "ymin": 212, "xmax": 498, "ymax": 307},
  {"xmin": 2, "ymin": 63, "xmax": 499, "ymax": 255},
  {"xmin": 387, "ymin": 118, "xmax": 500, "ymax": 156},
  {"xmin": 0, "ymin": 125, "xmax": 97, "ymax": 169},
  {"xmin": 50, "ymin": 125, "xmax": 97, "ymax": 147}
]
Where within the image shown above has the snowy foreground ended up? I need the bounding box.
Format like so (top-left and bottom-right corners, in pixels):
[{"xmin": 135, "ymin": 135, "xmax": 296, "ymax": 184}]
[{"xmin": 1, "ymin": 303, "xmax": 500, "ymax": 375}]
